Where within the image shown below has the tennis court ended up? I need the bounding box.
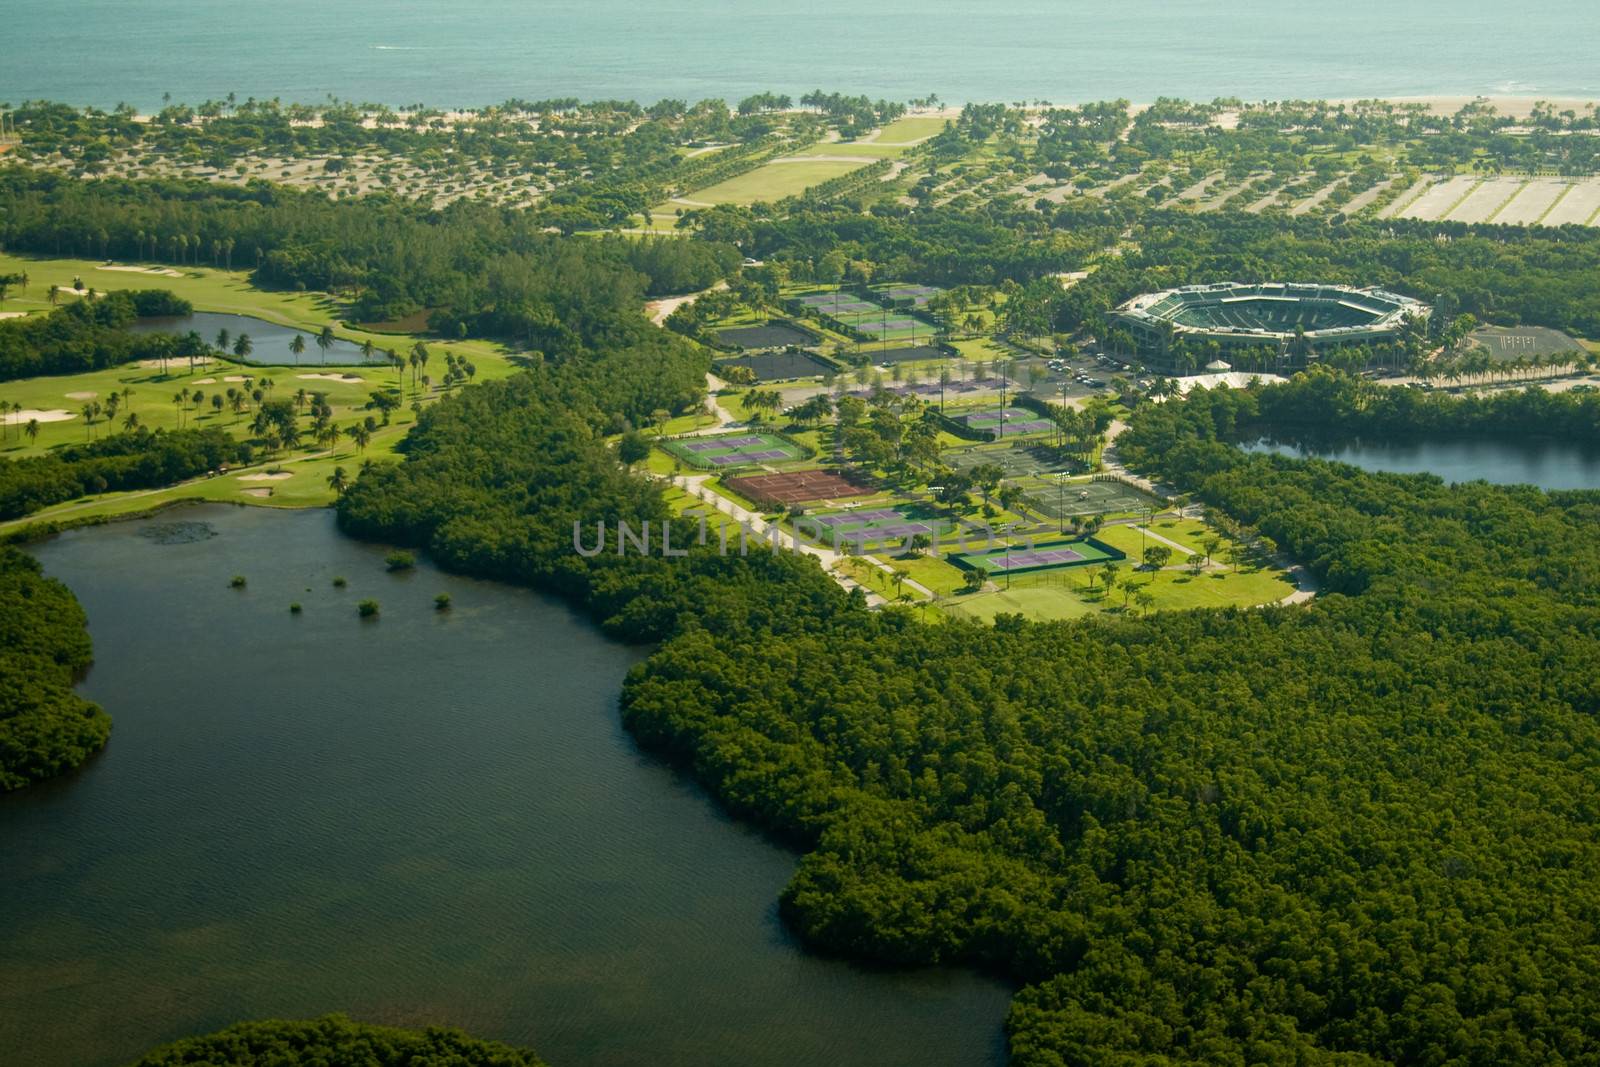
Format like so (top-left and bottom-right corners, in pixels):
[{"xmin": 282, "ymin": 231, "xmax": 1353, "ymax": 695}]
[
  {"xmin": 1022, "ymin": 478, "xmax": 1157, "ymax": 520},
  {"xmin": 808, "ymin": 506, "xmax": 946, "ymax": 546},
  {"xmin": 954, "ymin": 536, "xmax": 1123, "ymax": 574},
  {"xmin": 875, "ymin": 283, "xmax": 943, "ymax": 307},
  {"xmin": 959, "ymin": 408, "xmax": 1054, "ymax": 437},
  {"xmin": 946, "ymin": 443, "xmax": 1063, "ymax": 478},
  {"xmin": 723, "ymin": 468, "xmax": 873, "ymax": 506},
  {"xmin": 662, "ymin": 432, "xmax": 806, "ymax": 468},
  {"xmin": 714, "ymin": 350, "xmax": 834, "ymax": 381},
  {"xmin": 715, "ymin": 322, "xmax": 818, "ymax": 350}
]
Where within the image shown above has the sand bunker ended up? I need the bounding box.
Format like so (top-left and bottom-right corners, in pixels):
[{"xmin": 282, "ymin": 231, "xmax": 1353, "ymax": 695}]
[
  {"xmin": 64, "ymin": 391, "xmax": 98, "ymax": 400},
  {"xmin": 239, "ymin": 487, "xmax": 274, "ymax": 498},
  {"xmin": 3, "ymin": 408, "xmax": 76, "ymax": 425},
  {"xmin": 238, "ymin": 471, "xmax": 294, "ymax": 482},
  {"xmin": 138, "ymin": 356, "xmax": 215, "ymax": 369},
  {"xmin": 296, "ymin": 372, "xmax": 364, "ymax": 383},
  {"xmin": 192, "ymin": 377, "xmax": 216, "ymax": 385},
  {"xmin": 101, "ymin": 264, "xmax": 184, "ymax": 278},
  {"xmin": 0, "ymin": 311, "xmax": 27, "ymax": 320},
  {"xmin": 223, "ymin": 375, "xmax": 250, "ymax": 382}
]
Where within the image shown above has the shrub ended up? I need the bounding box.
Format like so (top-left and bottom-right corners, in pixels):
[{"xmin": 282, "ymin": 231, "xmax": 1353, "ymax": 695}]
[
  {"xmin": 230, "ymin": 575, "xmax": 247, "ymax": 588},
  {"xmin": 434, "ymin": 593, "xmax": 451, "ymax": 611},
  {"xmin": 385, "ymin": 550, "xmax": 416, "ymax": 572},
  {"xmin": 357, "ymin": 599, "xmax": 379, "ymax": 618}
]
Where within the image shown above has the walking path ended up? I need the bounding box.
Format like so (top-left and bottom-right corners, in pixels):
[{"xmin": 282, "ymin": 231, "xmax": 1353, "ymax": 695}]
[
  {"xmin": 1099, "ymin": 418, "xmax": 1318, "ymax": 606},
  {"xmin": 667, "ymin": 473, "xmax": 892, "ymax": 606}
]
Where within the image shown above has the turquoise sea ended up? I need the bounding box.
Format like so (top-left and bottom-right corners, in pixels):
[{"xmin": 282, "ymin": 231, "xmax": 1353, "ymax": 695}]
[{"xmin": 3, "ymin": 0, "xmax": 1597, "ymax": 111}]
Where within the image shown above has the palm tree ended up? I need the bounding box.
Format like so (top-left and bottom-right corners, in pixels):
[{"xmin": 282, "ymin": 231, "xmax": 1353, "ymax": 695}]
[
  {"xmin": 289, "ymin": 334, "xmax": 306, "ymax": 365},
  {"xmin": 215, "ymin": 328, "xmax": 231, "ymax": 353},
  {"xmin": 349, "ymin": 423, "xmax": 371, "ymax": 453},
  {"xmin": 81, "ymin": 404, "xmax": 95, "ymax": 438},
  {"xmin": 327, "ymin": 465, "xmax": 349, "ymax": 495},
  {"xmin": 317, "ymin": 325, "xmax": 336, "ymax": 363},
  {"xmin": 360, "ymin": 338, "xmax": 375, "ymax": 363},
  {"xmin": 47, "ymin": 284, "xmax": 59, "ymax": 306},
  {"xmin": 234, "ymin": 334, "xmax": 253, "ymax": 362},
  {"xmin": 24, "ymin": 419, "xmax": 40, "ymax": 446},
  {"xmin": 123, "ymin": 411, "xmax": 140, "ymax": 432}
]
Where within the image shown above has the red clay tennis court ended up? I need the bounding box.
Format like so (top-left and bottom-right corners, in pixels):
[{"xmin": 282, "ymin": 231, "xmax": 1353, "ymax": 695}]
[{"xmin": 723, "ymin": 468, "xmax": 874, "ymax": 507}]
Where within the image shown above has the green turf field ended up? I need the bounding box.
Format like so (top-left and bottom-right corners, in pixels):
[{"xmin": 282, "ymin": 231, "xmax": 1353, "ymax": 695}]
[{"xmin": 672, "ymin": 159, "xmax": 869, "ymax": 207}]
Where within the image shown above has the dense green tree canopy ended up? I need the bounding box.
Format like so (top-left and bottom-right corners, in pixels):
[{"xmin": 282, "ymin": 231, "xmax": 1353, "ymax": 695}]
[
  {"xmin": 0, "ymin": 546, "xmax": 108, "ymax": 790},
  {"xmin": 0, "ymin": 289, "xmax": 191, "ymax": 381},
  {"xmin": 344, "ymin": 360, "xmax": 1600, "ymax": 1064},
  {"xmin": 127, "ymin": 1015, "xmax": 545, "ymax": 1066}
]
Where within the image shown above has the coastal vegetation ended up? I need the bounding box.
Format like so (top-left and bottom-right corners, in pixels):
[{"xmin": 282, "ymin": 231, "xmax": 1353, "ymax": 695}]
[
  {"xmin": 338, "ymin": 350, "xmax": 1600, "ymax": 1063},
  {"xmin": 0, "ymin": 546, "xmax": 109, "ymax": 790},
  {"xmin": 127, "ymin": 1015, "xmax": 545, "ymax": 1066},
  {"xmin": 8, "ymin": 86, "xmax": 1600, "ymax": 1062}
]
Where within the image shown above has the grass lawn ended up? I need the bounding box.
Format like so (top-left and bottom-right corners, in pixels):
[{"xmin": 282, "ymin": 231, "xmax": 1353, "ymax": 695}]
[
  {"xmin": 0, "ymin": 430, "xmax": 398, "ymax": 534},
  {"xmin": 874, "ymin": 116, "xmax": 950, "ymax": 143},
  {"xmin": 675, "ymin": 159, "xmax": 869, "ymax": 206},
  {"xmin": 1093, "ymin": 522, "xmax": 1185, "ymax": 561},
  {"xmin": 789, "ymin": 141, "xmax": 904, "ymax": 160},
  {"xmin": 948, "ymin": 337, "xmax": 1016, "ymax": 362},
  {"xmin": 0, "ymin": 254, "xmax": 535, "ymax": 528},
  {"xmin": 0, "ymin": 253, "xmax": 524, "ymax": 381},
  {"xmin": 868, "ymin": 551, "xmax": 969, "ymax": 596},
  {"xmin": 943, "ymin": 557, "xmax": 1294, "ymax": 624},
  {"xmin": 0, "ymin": 359, "xmax": 418, "ymax": 455}
]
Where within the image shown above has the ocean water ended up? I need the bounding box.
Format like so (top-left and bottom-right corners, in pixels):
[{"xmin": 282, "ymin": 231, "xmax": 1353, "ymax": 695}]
[{"xmin": 2, "ymin": 0, "xmax": 1596, "ymax": 111}]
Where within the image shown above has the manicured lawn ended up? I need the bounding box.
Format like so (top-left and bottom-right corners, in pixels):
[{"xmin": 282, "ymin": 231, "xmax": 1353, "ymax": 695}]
[
  {"xmin": 869, "ymin": 552, "xmax": 968, "ymax": 596},
  {"xmin": 0, "ymin": 253, "xmax": 523, "ymax": 381},
  {"xmin": 943, "ymin": 557, "xmax": 1294, "ymax": 623},
  {"xmin": 675, "ymin": 159, "xmax": 869, "ymax": 206},
  {"xmin": 874, "ymin": 116, "xmax": 950, "ymax": 143},
  {"xmin": 0, "ymin": 254, "xmax": 524, "ymax": 527},
  {"xmin": 789, "ymin": 141, "xmax": 904, "ymax": 159},
  {"xmin": 0, "ymin": 359, "xmax": 417, "ymax": 455}
]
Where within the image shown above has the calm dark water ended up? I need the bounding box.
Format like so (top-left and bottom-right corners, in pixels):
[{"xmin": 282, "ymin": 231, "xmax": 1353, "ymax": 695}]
[
  {"xmin": 130, "ymin": 312, "xmax": 375, "ymax": 367},
  {"xmin": 2, "ymin": 0, "xmax": 1595, "ymax": 110},
  {"xmin": 0, "ymin": 506, "xmax": 1009, "ymax": 1067},
  {"xmin": 1244, "ymin": 436, "xmax": 1600, "ymax": 491}
]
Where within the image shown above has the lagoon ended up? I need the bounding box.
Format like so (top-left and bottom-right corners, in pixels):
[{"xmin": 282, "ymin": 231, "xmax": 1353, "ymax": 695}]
[
  {"xmin": 130, "ymin": 312, "xmax": 376, "ymax": 367},
  {"xmin": 0, "ymin": 506, "xmax": 1009, "ymax": 1067},
  {"xmin": 1244, "ymin": 436, "xmax": 1600, "ymax": 491}
]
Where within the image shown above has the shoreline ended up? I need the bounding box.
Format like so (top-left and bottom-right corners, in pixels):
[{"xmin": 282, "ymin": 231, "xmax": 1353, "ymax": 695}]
[{"xmin": 60, "ymin": 94, "xmax": 1599, "ymax": 128}]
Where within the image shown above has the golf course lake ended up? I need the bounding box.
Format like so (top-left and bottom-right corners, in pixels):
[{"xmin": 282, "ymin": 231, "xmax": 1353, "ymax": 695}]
[
  {"xmin": 0, "ymin": 505, "xmax": 1009, "ymax": 1067},
  {"xmin": 1244, "ymin": 435, "xmax": 1600, "ymax": 491},
  {"xmin": 130, "ymin": 311, "xmax": 376, "ymax": 366}
]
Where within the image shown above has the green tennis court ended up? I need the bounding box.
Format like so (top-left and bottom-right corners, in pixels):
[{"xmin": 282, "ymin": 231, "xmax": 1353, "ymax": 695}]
[{"xmin": 953, "ymin": 536, "xmax": 1123, "ymax": 574}]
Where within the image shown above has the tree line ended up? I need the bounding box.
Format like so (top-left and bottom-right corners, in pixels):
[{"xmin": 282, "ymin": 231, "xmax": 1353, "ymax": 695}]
[
  {"xmin": 0, "ymin": 546, "xmax": 110, "ymax": 790},
  {"xmin": 0, "ymin": 288, "xmax": 192, "ymax": 380},
  {"xmin": 127, "ymin": 1015, "xmax": 545, "ymax": 1066},
  {"xmin": 0, "ymin": 426, "xmax": 250, "ymax": 520},
  {"xmin": 0, "ymin": 168, "xmax": 737, "ymax": 327}
]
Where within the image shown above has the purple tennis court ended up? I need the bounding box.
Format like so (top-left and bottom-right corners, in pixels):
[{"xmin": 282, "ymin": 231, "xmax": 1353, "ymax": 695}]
[{"xmin": 961, "ymin": 408, "xmax": 1054, "ymax": 436}]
